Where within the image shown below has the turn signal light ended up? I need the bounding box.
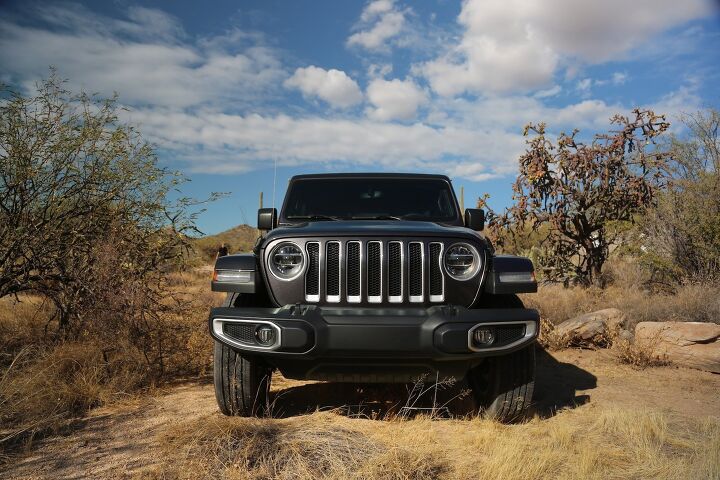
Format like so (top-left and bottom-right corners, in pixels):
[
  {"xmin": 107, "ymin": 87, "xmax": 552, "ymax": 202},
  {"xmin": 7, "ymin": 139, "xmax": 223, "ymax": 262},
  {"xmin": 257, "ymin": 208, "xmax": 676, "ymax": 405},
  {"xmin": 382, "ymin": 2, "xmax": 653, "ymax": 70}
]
[{"xmin": 214, "ymin": 270, "xmax": 253, "ymax": 283}]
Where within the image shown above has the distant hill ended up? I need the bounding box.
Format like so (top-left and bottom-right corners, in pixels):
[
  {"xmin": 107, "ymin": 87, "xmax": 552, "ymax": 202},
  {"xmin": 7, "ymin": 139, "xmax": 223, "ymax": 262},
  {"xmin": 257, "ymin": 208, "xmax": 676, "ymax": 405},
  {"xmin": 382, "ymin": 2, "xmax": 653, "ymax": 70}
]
[{"xmin": 191, "ymin": 224, "xmax": 259, "ymax": 264}]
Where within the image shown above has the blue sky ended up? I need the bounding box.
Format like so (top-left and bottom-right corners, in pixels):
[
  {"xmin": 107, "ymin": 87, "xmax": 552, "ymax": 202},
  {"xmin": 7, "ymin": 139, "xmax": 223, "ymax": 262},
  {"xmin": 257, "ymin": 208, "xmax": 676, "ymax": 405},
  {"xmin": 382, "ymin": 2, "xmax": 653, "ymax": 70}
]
[{"xmin": 1, "ymin": 0, "xmax": 719, "ymax": 234}]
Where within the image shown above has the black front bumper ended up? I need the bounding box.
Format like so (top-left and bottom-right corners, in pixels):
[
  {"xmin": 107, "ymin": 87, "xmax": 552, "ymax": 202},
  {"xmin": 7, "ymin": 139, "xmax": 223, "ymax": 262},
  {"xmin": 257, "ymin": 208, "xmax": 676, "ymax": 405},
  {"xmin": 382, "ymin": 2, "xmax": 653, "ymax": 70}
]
[{"xmin": 209, "ymin": 305, "xmax": 538, "ymax": 382}]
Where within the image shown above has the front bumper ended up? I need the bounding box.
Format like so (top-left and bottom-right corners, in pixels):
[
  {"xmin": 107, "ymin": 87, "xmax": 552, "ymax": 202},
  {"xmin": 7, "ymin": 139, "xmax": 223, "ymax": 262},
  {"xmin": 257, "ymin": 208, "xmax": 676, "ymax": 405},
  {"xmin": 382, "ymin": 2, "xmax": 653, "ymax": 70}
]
[{"xmin": 209, "ymin": 305, "xmax": 538, "ymax": 381}]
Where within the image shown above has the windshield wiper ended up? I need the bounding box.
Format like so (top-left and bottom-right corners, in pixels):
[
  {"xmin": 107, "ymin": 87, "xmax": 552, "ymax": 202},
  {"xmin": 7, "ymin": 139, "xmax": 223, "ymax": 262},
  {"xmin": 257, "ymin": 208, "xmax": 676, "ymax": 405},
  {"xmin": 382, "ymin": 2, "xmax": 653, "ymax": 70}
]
[
  {"xmin": 349, "ymin": 215, "xmax": 403, "ymax": 221},
  {"xmin": 286, "ymin": 215, "xmax": 341, "ymax": 221},
  {"xmin": 397, "ymin": 214, "xmax": 431, "ymax": 220}
]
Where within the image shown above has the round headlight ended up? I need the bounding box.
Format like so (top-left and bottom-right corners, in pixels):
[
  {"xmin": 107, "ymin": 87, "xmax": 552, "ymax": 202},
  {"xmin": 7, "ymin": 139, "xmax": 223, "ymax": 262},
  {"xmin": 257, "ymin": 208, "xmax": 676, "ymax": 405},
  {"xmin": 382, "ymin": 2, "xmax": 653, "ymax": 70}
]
[
  {"xmin": 444, "ymin": 243, "xmax": 481, "ymax": 281},
  {"xmin": 268, "ymin": 242, "xmax": 304, "ymax": 280}
]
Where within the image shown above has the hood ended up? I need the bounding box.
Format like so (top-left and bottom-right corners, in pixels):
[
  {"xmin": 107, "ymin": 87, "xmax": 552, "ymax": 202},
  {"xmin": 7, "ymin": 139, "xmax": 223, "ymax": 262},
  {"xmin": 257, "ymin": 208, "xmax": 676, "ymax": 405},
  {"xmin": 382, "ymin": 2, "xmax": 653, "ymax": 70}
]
[{"xmin": 262, "ymin": 220, "xmax": 485, "ymax": 244}]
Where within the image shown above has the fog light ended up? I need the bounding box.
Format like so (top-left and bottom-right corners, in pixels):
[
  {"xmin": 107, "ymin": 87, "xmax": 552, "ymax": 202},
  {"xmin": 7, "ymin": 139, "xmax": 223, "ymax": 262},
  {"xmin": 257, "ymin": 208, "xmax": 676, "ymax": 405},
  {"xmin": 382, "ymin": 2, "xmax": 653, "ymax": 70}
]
[
  {"xmin": 255, "ymin": 325, "xmax": 276, "ymax": 346},
  {"xmin": 472, "ymin": 328, "xmax": 495, "ymax": 346}
]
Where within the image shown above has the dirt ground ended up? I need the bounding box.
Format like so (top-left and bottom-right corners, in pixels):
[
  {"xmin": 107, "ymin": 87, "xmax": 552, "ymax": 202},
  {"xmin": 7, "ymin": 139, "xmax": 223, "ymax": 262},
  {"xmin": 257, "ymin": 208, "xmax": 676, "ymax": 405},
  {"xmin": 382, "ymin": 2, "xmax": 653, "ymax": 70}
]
[{"xmin": 2, "ymin": 348, "xmax": 719, "ymax": 480}]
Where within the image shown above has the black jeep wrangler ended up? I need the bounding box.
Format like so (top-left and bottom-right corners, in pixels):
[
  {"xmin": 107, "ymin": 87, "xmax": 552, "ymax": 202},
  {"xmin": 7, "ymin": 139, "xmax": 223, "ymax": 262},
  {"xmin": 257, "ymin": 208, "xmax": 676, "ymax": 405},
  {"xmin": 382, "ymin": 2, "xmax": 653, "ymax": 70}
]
[{"xmin": 209, "ymin": 173, "xmax": 538, "ymax": 421}]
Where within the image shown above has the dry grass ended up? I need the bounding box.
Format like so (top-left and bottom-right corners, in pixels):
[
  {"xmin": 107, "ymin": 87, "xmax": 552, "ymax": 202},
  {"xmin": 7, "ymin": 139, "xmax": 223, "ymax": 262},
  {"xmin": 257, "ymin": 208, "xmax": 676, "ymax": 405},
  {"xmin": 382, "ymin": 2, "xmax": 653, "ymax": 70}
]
[
  {"xmin": 0, "ymin": 341, "xmax": 147, "ymax": 445},
  {"xmin": 537, "ymin": 317, "xmax": 569, "ymax": 351},
  {"xmin": 613, "ymin": 337, "xmax": 670, "ymax": 369},
  {"xmin": 147, "ymin": 406, "xmax": 720, "ymax": 480},
  {"xmin": 524, "ymin": 258, "xmax": 720, "ymax": 331},
  {"xmin": 0, "ymin": 268, "xmax": 223, "ymax": 451},
  {"xmin": 4, "ymin": 256, "xmax": 719, "ymax": 472},
  {"xmin": 526, "ymin": 258, "xmax": 720, "ymax": 369}
]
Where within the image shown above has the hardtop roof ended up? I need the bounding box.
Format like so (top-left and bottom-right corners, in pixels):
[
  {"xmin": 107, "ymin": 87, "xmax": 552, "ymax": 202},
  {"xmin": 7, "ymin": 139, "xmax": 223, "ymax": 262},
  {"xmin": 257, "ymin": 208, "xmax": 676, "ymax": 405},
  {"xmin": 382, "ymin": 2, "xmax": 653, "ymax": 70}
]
[{"xmin": 289, "ymin": 173, "xmax": 452, "ymax": 182}]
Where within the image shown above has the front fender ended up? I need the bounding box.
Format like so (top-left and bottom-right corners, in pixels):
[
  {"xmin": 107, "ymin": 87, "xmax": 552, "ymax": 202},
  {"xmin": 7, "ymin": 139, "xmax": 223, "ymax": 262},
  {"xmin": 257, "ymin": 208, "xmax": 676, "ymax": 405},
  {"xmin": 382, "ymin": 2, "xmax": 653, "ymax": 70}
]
[{"xmin": 484, "ymin": 255, "xmax": 537, "ymax": 294}]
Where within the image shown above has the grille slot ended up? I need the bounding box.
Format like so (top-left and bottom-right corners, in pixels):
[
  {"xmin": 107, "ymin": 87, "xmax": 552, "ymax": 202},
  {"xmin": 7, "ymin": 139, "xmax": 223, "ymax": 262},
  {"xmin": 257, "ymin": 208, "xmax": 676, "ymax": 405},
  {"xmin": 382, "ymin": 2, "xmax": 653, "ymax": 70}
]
[
  {"xmin": 429, "ymin": 242, "xmax": 444, "ymax": 301},
  {"xmin": 326, "ymin": 242, "xmax": 341, "ymax": 302},
  {"xmin": 346, "ymin": 241, "xmax": 361, "ymax": 302},
  {"xmin": 305, "ymin": 242, "xmax": 320, "ymax": 302},
  {"xmin": 367, "ymin": 241, "xmax": 382, "ymax": 303},
  {"xmin": 388, "ymin": 241, "xmax": 403, "ymax": 302},
  {"xmin": 408, "ymin": 242, "xmax": 424, "ymax": 302}
]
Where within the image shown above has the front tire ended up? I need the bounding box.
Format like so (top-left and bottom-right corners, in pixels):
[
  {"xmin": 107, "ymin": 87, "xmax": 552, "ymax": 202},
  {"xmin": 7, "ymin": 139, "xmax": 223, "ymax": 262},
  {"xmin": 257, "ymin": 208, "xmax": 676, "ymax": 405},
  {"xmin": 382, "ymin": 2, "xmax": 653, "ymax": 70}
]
[
  {"xmin": 467, "ymin": 345, "xmax": 535, "ymax": 422},
  {"xmin": 468, "ymin": 293, "xmax": 536, "ymax": 422},
  {"xmin": 214, "ymin": 341, "xmax": 273, "ymax": 417}
]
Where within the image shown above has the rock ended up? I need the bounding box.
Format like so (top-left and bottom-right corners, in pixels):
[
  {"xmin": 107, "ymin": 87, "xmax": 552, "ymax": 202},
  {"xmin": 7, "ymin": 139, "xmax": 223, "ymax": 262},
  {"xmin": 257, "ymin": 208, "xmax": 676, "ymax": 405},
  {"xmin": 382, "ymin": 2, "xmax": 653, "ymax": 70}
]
[
  {"xmin": 635, "ymin": 322, "xmax": 720, "ymax": 373},
  {"xmin": 617, "ymin": 329, "xmax": 634, "ymax": 342},
  {"xmin": 554, "ymin": 308, "xmax": 627, "ymax": 346}
]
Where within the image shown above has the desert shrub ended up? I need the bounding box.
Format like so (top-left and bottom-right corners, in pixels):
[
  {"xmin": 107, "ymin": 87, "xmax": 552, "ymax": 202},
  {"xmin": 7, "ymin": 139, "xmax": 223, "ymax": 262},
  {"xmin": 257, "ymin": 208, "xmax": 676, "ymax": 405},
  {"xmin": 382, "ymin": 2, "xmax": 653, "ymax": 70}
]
[
  {"xmin": 484, "ymin": 109, "xmax": 670, "ymax": 286},
  {"xmin": 613, "ymin": 338, "xmax": 669, "ymax": 369},
  {"xmin": 639, "ymin": 109, "xmax": 720, "ymax": 284},
  {"xmin": 601, "ymin": 256, "xmax": 654, "ymax": 291},
  {"xmin": 0, "ymin": 73, "xmax": 221, "ymax": 331},
  {"xmin": 537, "ymin": 317, "xmax": 571, "ymax": 350},
  {"xmin": 0, "ymin": 75, "xmax": 220, "ymax": 446}
]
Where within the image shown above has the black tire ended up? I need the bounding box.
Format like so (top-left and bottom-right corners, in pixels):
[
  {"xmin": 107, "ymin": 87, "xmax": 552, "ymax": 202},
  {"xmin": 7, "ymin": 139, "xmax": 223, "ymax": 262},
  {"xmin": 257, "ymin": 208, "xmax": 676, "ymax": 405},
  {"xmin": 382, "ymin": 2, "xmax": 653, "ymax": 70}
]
[
  {"xmin": 467, "ymin": 293, "xmax": 536, "ymax": 422},
  {"xmin": 213, "ymin": 341, "xmax": 273, "ymax": 416},
  {"xmin": 213, "ymin": 293, "xmax": 273, "ymax": 417},
  {"xmin": 468, "ymin": 345, "xmax": 535, "ymax": 422}
]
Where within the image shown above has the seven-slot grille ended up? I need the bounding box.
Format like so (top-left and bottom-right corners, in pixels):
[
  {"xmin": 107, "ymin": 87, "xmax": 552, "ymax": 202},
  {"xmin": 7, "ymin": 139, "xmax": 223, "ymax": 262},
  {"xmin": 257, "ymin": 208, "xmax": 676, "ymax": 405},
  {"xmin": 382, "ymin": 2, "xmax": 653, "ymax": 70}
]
[{"xmin": 305, "ymin": 240, "xmax": 445, "ymax": 304}]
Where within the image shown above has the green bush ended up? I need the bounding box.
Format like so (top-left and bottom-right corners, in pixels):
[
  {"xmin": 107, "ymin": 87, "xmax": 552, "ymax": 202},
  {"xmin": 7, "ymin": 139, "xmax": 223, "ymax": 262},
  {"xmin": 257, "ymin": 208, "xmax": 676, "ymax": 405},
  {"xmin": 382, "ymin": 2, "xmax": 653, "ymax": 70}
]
[{"xmin": 640, "ymin": 110, "xmax": 720, "ymax": 284}]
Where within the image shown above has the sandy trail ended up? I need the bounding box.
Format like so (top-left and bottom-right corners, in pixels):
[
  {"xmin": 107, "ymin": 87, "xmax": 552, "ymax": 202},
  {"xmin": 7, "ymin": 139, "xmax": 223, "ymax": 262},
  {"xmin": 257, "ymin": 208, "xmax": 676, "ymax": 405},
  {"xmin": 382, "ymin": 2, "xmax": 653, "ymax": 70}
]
[{"xmin": 3, "ymin": 349, "xmax": 719, "ymax": 479}]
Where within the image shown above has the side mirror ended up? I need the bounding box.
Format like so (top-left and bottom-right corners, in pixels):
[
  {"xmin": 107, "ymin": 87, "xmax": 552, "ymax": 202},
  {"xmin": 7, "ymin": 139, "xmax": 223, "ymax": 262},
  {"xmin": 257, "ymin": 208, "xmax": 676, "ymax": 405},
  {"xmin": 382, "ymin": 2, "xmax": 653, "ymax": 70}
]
[
  {"xmin": 257, "ymin": 208, "xmax": 277, "ymax": 230},
  {"xmin": 465, "ymin": 208, "xmax": 485, "ymax": 231}
]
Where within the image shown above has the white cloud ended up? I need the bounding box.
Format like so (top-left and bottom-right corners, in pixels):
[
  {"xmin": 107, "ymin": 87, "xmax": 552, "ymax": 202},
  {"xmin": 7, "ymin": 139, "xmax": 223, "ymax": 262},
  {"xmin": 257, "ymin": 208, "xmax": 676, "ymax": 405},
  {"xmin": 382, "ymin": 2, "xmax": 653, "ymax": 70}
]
[
  {"xmin": 421, "ymin": 0, "xmax": 559, "ymax": 96},
  {"xmin": 347, "ymin": 0, "xmax": 407, "ymax": 51},
  {"xmin": 576, "ymin": 78, "xmax": 593, "ymax": 96},
  {"xmin": 534, "ymin": 85, "xmax": 562, "ymax": 98},
  {"xmin": 529, "ymin": 0, "xmax": 712, "ymax": 62},
  {"xmin": 420, "ymin": 0, "xmax": 711, "ymax": 96},
  {"xmin": 612, "ymin": 72, "xmax": 628, "ymax": 85},
  {"xmin": 0, "ymin": 4, "xmax": 284, "ymax": 108},
  {"xmin": 125, "ymin": 6, "xmax": 185, "ymax": 42},
  {"xmin": 575, "ymin": 71, "xmax": 632, "ymax": 93},
  {"xmin": 124, "ymin": 107, "xmax": 527, "ymax": 178},
  {"xmin": 367, "ymin": 63, "xmax": 393, "ymax": 78},
  {"xmin": 360, "ymin": 0, "xmax": 395, "ymax": 21},
  {"xmin": 284, "ymin": 66, "xmax": 363, "ymax": 108},
  {"xmin": 366, "ymin": 78, "xmax": 427, "ymax": 121},
  {"xmin": 0, "ymin": 2, "xmax": 706, "ymax": 186},
  {"xmin": 118, "ymin": 80, "xmax": 699, "ymax": 182},
  {"xmin": 647, "ymin": 83, "xmax": 702, "ymax": 127},
  {"xmin": 431, "ymin": 95, "xmax": 621, "ymax": 133}
]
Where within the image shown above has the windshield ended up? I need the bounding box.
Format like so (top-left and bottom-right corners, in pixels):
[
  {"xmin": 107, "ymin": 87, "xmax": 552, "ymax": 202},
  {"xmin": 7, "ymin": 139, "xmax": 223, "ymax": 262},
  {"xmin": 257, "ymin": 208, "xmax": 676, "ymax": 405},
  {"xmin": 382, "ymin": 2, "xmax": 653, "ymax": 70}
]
[{"xmin": 281, "ymin": 177, "xmax": 460, "ymax": 223}]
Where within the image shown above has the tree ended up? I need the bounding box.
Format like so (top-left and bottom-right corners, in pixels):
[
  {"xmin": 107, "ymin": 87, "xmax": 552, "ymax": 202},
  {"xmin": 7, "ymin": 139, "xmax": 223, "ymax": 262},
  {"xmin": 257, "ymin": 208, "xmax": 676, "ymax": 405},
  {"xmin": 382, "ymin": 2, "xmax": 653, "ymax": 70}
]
[
  {"xmin": 0, "ymin": 74, "xmax": 212, "ymax": 333},
  {"xmin": 485, "ymin": 109, "xmax": 670, "ymax": 286},
  {"xmin": 640, "ymin": 109, "xmax": 720, "ymax": 283}
]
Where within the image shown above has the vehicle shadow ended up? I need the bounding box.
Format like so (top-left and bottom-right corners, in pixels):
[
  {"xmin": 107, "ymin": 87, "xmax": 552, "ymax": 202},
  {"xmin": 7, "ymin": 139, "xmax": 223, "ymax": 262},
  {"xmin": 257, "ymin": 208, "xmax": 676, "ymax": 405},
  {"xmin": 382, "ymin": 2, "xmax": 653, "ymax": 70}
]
[
  {"xmin": 269, "ymin": 347, "xmax": 597, "ymax": 420},
  {"xmin": 532, "ymin": 347, "xmax": 597, "ymax": 418}
]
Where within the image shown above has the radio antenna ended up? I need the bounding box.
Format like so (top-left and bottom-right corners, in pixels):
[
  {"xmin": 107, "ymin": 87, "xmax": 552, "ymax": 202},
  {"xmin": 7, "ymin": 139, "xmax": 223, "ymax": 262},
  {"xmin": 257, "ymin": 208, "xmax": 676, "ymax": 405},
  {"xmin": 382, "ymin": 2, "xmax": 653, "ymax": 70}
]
[{"xmin": 272, "ymin": 157, "xmax": 278, "ymax": 211}]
